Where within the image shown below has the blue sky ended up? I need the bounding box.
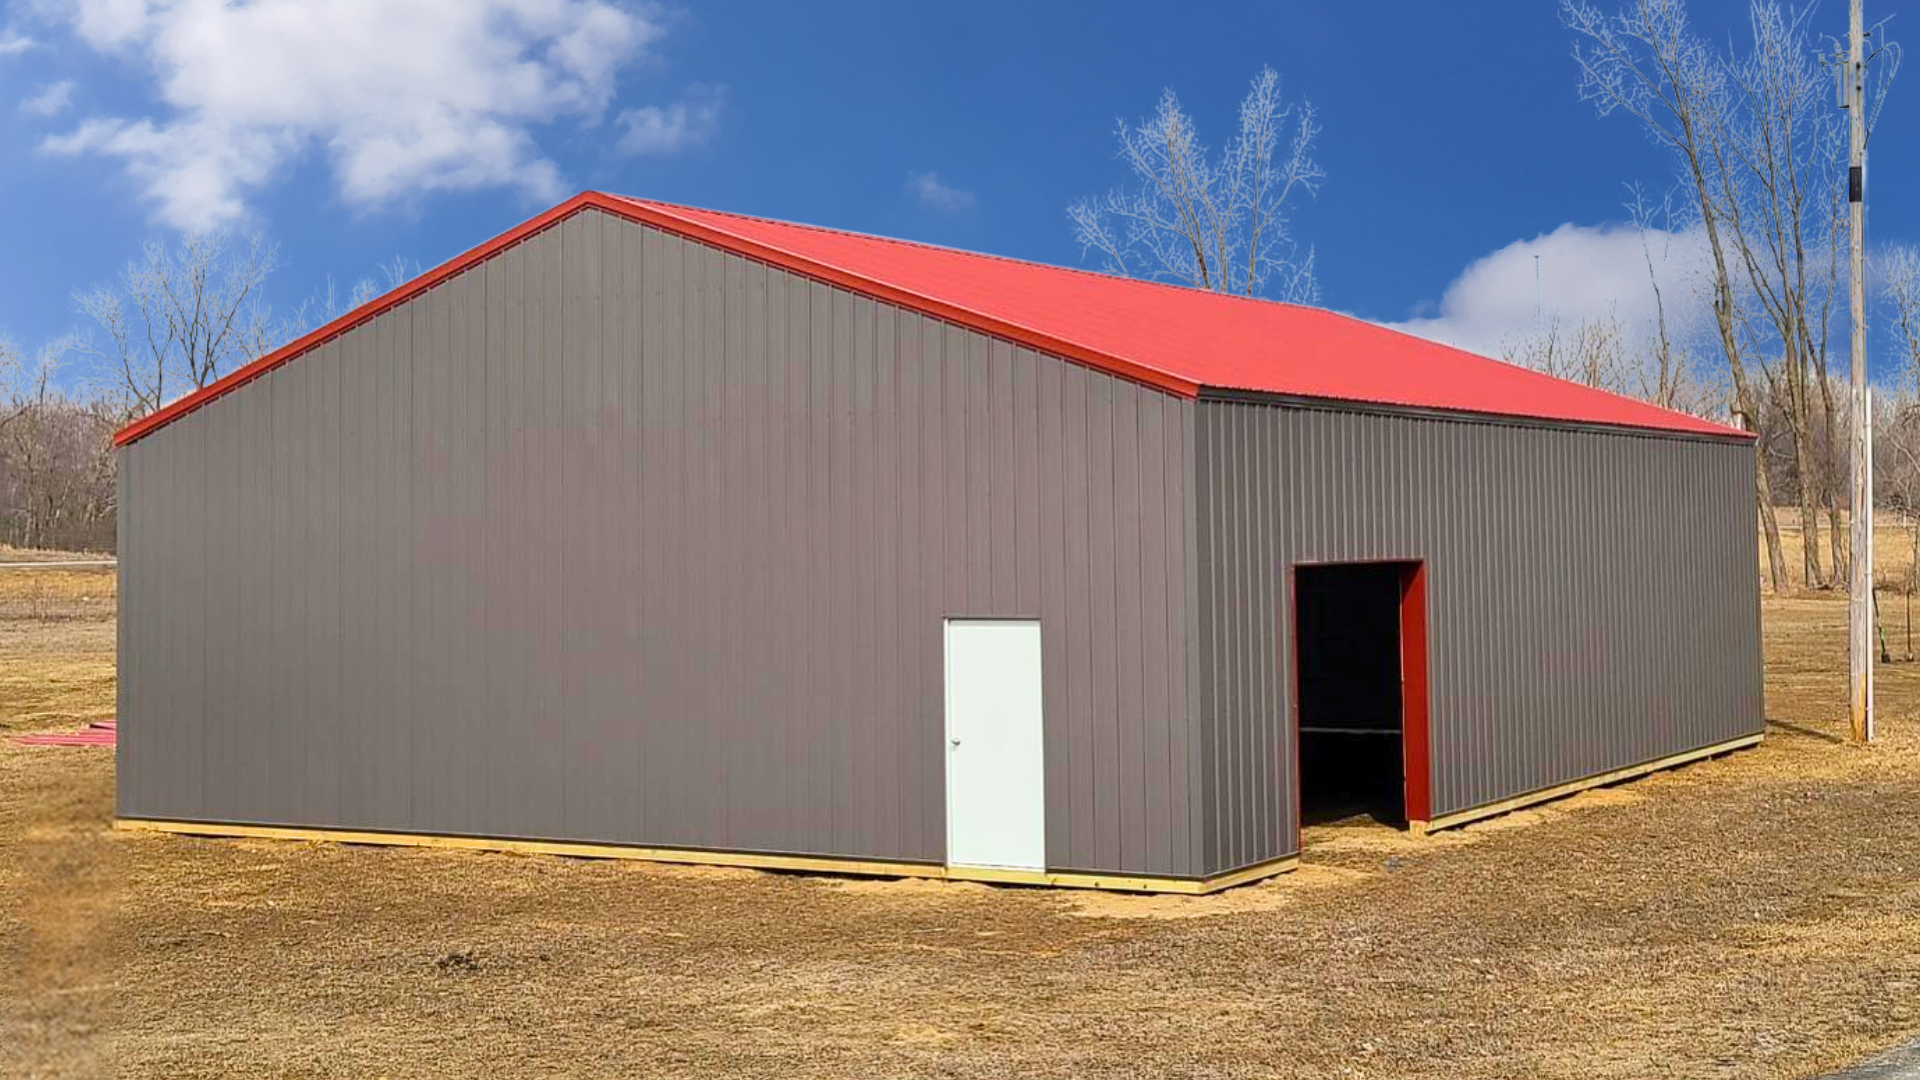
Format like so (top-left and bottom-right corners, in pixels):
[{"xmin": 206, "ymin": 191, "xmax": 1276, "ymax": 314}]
[{"xmin": 1, "ymin": 0, "xmax": 1913, "ymax": 381}]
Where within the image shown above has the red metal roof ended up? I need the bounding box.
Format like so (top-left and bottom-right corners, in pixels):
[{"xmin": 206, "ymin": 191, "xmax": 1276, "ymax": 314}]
[{"xmin": 116, "ymin": 191, "xmax": 1748, "ymax": 446}]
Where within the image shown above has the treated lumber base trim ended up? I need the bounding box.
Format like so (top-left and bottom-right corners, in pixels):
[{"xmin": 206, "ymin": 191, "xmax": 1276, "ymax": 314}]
[
  {"xmin": 112, "ymin": 819, "xmax": 1298, "ymax": 895},
  {"xmin": 112, "ymin": 819, "xmax": 940, "ymax": 878},
  {"xmin": 950, "ymin": 856, "xmax": 1298, "ymax": 895},
  {"xmin": 1408, "ymin": 732, "xmax": 1763, "ymax": 835}
]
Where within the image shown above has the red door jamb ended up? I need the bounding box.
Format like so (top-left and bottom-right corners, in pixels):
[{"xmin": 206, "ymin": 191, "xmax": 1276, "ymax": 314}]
[
  {"xmin": 1400, "ymin": 562, "xmax": 1432, "ymax": 825},
  {"xmin": 1288, "ymin": 569, "xmax": 1303, "ymax": 855}
]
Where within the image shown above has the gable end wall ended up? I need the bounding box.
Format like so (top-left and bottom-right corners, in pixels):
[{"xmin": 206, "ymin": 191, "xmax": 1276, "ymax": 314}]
[{"xmin": 116, "ymin": 208, "xmax": 1209, "ymax": 878}]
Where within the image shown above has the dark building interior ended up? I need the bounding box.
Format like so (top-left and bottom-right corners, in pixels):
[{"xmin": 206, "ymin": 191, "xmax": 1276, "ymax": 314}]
[{"xmin": 1295, "ymin": 562, "xmax": 1410, "ymax": 825}]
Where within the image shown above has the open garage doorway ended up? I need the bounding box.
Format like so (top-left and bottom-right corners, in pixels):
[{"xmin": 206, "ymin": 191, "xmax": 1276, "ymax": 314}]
[{"xmin": 1292, "ymin": 561, "xmax": 1430, "ymax": 828}]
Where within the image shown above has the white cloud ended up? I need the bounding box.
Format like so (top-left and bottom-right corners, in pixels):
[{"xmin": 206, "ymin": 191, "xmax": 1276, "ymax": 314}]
[
  {"xmin": 19, "ymin": 79, "xmax": 74, "ymax": 116},
  {"xmin": 38, "ymin": 0, "xmax": 671, "ymax": 232},
  {"xmin": 0, "ymin": 29, "xmax": 37, "ymax": 55},
  {"xmin": 907, "ymin": 171, "xmax": 974, "ymax": 213},
  {"xmin": 1386, "ymin": 222, "xmax": 1712, "ymax": 359},
  {"xmin": 616, "ymin": 83, "xmax": 724, "ymax": 155}
]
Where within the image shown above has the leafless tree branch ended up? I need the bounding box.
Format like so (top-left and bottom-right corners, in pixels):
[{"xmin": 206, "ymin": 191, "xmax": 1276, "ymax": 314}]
[
  {"xmin": 1069, "ymin": 66, "xmax": 1322, "ymax": 303},
  {"xmin": 74, "ymin": 233, "xmax": 281, "ymax": 419}
]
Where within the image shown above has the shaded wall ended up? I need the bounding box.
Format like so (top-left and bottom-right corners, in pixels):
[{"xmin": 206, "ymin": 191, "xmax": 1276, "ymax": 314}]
[
  {"xmin": 1195, "ymin": 398, "xmax": 1763, "ymax": 873},
  {"xmin": 118, "ymin": 207, "xmax": 1207, "ymax": 877}
]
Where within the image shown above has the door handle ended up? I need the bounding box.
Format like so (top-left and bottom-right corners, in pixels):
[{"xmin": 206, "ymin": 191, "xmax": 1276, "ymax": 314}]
[{"xmin": 950, "ymin": 738, "xmax": 961, "ymax": 748}]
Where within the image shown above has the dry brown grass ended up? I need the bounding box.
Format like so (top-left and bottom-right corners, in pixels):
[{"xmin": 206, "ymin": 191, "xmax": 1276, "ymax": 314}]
[
  {"xmin": 2, "ymin": 562, "xmax": 1919, "ymax": 1078},
  {"xmin": 0, "ymin": 564, "xmax": 120, "ymax": 1080},
  {"xmin": 1767, "ymin": 511, "xmax": 1920, "ymax": 594},
  {"xmin": 0, "ymin": 567, "xmax": 116, "ymax": 627},
  {"xmin": 0, "ymin": 566, "xmax": 115, "ymax": 736},
  {"xmin": 0, "ymin": 546, "xmax": 112, "ymax": 564}
]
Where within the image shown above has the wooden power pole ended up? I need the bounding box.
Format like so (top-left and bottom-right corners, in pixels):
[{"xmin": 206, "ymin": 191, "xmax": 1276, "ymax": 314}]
[{"xmin": 1846, "ymin": 0, "xmax": 1874, "ymax": 744}]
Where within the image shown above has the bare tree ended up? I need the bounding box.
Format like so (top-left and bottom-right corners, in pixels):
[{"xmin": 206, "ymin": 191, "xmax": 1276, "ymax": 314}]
[
  {"xmin": 1504, "ymin": 311, "xmax": 1632, "ymax": 390},
  {"xmin": 1501, "ymin": 299, "xmax": 1725, "ymax": 416},
  {"xmin": 6, "ymin": 242, "xmax": 398, "ymax": 553},
  {"xmin": 287, "ymin": 254, "xmax": 419, "ymax": 337},
  {"xmin": 1707, "ymin": 2, "xmax": 1849, "ymax": 588},
  {"xmin": 0, "ymin": 337, "xmax": 18, "ymax": 416},
  {"xmin": 1630, "ymin": 188, "xmax": 1685, "ymax": 408},
  {"xmin": 75, "ymin": 233, "xmax": 279, "ymax": 419},
  {"xmin": 1069, "ymin": 66, "xmax": 1323, "ymax": 303},
  {"xmin": 1873, "ymin": 385, "xmax": 1920, "ymax": 664},
  {"xmin": 1565, "ymin": 0, "xmax": 1790, "ymax": 591},
  {"xmin": 1570, "ymin": 0, "xmax": 1900, "ymax": 592},
  {"xmin": 1875, "ymin": 247, "xmax": 1920, "ymax": 606},
  {"xmin": 1626, "ymin": 186, "xmax": 1726, "ymax": 415},
  {"xmin": 0, "ymin": 337, "xmax": 117, "ymax": 551},
  {"xmin": 1563, "ymin": 0, "xmax": 1900, "ymax": 593},
  {"xmin": 1889, "ymin": 246, "xmax": 1920, "ymax": 382}
]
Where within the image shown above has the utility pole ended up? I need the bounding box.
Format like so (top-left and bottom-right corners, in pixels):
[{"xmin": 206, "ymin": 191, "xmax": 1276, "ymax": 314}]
[
  {"xmin": 1534, "ymin": 254, "xmax": 1542, "ymax": 330},
  {"xmin": 1845, "ymin": 0, "xmax": 1874, "ymax": 743}
]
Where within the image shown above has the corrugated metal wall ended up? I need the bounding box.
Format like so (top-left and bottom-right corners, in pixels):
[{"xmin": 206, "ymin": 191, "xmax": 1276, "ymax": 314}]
[
  {"xmin": 117, "ymin": 207, "xmax": 1211, "ymax": 878},
  {"xmin": 1194, "ymin": 399, "xmax": 1764, "ymax": 874}
]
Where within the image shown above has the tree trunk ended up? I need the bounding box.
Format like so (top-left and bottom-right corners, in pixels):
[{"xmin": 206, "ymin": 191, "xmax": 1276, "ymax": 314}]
[
  {"xmin": 1757, "ymin": 451, "xmax": 1789, "ymax": 593},
  {"xmin": 1734, "ymin": 374, "xmax": 1787, "ymax": 594},
  {"xmin": 1671, "ymin": 111, "xmax": 1780, "ymax": 591},
  {"xmin": 1829, "ymin": 502, "xmax": 1850, "ymax": 585},
  {"xmin": 1786, "ymin": 363, "xmax": 1824, "ymax": 588},
  {"xmin": 1909, "ymin": 518, "xmax": 1919, "ymax": 597},
  {"xmin": 1793, "ymin": 432, "xmax": 1825, "ymax": 588},
  {"xmin": 1818, "ymin": 373, "xmax": 1849, "ymax": 584},
  {"xmin": 1798, "ymin": 497, "xmax": 1823, "ymax": 587}
]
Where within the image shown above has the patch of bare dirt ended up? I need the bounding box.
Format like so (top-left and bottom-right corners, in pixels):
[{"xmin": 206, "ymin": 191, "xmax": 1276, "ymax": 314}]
[{"xmin": 1061, "ymin": 863, "xmax": 1370, "ymax": 920}]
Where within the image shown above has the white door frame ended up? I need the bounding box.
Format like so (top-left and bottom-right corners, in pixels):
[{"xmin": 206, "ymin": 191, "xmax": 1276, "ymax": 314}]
[{"xmin": 942, "ymin": 618, "xmax": 1046, "ymax": 872}]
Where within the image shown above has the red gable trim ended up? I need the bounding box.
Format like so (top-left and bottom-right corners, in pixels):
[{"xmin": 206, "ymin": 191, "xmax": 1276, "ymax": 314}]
[
  {"xmin": 115, "ymin": 191, "xmax": 1202, "ymax": 447},
  {"xmin": 116, "ymin": 192, "xmax": 600, "ymax": 447}
]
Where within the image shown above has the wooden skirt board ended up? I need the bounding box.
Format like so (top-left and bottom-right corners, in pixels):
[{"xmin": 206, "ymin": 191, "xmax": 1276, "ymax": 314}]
[
  {"xmin": 112, "ymin": 819, "xmax": 1299, "ymax": 896},
  {"xmin": 1407, "ymin": 733, "xmax": 1763, "ymax": 834}
]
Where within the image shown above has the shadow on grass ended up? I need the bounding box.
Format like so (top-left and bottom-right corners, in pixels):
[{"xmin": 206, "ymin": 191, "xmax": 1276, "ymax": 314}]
[{"xmin": 1764, "ymin": 717, "xmax": 1847, "ymax": 745}]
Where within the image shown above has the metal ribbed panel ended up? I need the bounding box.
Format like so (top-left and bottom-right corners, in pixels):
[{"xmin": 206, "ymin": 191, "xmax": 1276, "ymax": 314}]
[
  {"xmin": 1195, "ymin": 399, "xmax": 1763, "ymax": 873},
  {"xmin": 117, "ymin": 208, "xmax": 1204, "ymax": 877}
]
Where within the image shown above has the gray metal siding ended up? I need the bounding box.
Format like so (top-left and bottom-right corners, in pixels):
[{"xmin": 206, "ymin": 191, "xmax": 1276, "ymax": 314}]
[
  {"xmin": 117, "ymin": 208, "xmax": 1205, "ymax": 877},
  {"xmin": 1195, "ymin": 399, "xmax": 1764, "ymax": 873}
]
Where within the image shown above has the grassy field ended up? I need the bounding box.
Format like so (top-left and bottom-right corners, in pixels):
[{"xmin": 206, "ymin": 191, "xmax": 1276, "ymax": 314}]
[
  {"xmin": 1767, "ymin": 512, "xmax": 1920, "ymax": 595},
  {"xmin": 3, "ymin": 560, "xmax": 1919, "ymax": 1079}
]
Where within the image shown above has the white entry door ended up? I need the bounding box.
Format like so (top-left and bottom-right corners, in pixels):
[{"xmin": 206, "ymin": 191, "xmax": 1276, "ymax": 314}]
[{"xmin": 944, "ymin": 619, "xmax": 1046, "ymax": 872}]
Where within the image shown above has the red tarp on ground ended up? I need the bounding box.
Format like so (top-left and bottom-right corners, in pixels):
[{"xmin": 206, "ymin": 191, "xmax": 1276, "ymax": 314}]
[{"xmin": 16, "ymin": 719, "xmax": 116, "ymax": 748}]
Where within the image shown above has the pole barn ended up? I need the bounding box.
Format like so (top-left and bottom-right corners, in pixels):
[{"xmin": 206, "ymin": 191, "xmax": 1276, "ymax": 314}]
[{"xmin": 113, "ymin": 193, "xmax": 1763, "ymax": 893}]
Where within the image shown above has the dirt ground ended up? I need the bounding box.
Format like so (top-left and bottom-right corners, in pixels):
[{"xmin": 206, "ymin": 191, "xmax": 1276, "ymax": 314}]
[{"xmin": 3, "ymin": 563, "xmax": 1919, "ymax": 1079}]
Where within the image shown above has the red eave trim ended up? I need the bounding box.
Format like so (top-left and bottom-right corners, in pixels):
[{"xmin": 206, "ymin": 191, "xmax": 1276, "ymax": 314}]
[{"xmin": 115, "ymin": 191, "xmax": 1201, "ymax": 447}]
